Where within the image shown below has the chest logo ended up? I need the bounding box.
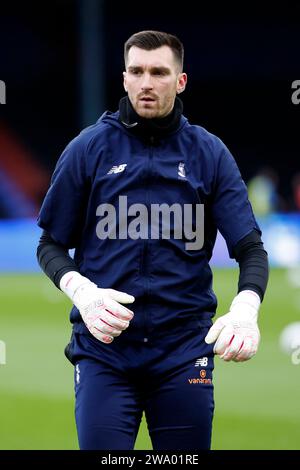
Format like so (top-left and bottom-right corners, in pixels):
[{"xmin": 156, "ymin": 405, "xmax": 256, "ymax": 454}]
[
  {"xmin": 178, "ymin": 162, "xmax": 186, "ymax": 179},
  {"xmin": 107, "ymin": 164, "xmax": 127, "ymax": 175}
]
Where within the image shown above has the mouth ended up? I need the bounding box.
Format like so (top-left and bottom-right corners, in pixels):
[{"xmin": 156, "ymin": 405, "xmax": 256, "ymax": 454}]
[{"xmin": 139, "ymin": 97, "xmax": 156, "ymax": 103}]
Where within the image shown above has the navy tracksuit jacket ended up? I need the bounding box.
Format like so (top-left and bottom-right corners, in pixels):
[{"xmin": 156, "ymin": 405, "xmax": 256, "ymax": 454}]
[{"xmin": 38, "ymin": 109, "xmax": 260, "ymax": 449}]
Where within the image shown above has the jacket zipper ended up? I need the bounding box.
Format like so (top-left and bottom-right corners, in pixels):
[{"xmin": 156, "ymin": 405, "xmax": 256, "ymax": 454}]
[{"xmin": 141, "ymin": 138, "xmax": 154, "ymax": 342}]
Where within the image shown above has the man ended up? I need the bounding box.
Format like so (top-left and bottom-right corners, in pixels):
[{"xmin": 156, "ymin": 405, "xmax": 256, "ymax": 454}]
[{"xmin": 37, "ymin": 30, "xmax": 268, "ymax": 450}]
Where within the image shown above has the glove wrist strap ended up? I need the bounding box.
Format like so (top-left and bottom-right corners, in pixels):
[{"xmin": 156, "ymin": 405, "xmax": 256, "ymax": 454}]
[
  {"xmin": 230, "ymin": 290, "xmax": 260, "ymax": 321},
  {"xmin": 60, "ymin": 271, "xmax": 96, "ymax": 303}
]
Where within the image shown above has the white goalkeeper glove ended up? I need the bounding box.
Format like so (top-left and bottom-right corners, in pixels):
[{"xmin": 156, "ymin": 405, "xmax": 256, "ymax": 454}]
[
  {"xmin": 205, "ymin": 290, "xmax": 261, "ymax": 362},
  {"xmin": 60, "ymin": 271, "xmax": 135, "ymax": 344}
]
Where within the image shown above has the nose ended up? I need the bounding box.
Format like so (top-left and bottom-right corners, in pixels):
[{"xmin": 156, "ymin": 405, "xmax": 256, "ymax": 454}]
[{"xmin": 141, "ymin": 72, "xmax": 153, "ymax": 91}]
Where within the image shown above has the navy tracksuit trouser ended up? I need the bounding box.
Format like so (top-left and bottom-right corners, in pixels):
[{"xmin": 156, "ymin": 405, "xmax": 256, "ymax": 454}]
[{"xmin": 66, "ymin": 326, "xmax": 215, "ymax": 450}]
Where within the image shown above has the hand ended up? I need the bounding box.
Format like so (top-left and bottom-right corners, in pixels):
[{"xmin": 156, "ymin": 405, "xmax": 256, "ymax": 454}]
[
  {"xmin": 205, "ymin": 290, "xmax": 261, "ymax": 362},
  {"xmin": 60, "ymin": 271, "xmax": 135, "ymax": 344}
]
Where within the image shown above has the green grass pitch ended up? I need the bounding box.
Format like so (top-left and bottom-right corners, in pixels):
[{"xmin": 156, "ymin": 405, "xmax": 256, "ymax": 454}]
[{"xmin": 0, "ymin": 268, "xmax": 299, "ymax": 449}]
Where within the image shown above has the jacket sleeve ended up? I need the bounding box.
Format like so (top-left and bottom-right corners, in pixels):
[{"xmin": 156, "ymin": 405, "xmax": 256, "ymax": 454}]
[
  {"xmin": 37, "ymin": 135, "xmax": 90, "ymax": 248},
  {"xmin": 212, "ymin": 142, "xmax": 261, "ymax": 258}
]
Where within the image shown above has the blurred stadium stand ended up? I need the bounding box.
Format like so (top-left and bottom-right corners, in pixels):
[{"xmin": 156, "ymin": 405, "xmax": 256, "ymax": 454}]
[{"xmin": 0, "ymin": 124, "xmax": 49, "ymax": 218}]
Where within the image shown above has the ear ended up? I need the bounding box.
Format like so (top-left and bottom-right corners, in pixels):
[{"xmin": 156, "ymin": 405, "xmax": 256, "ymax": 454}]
[
  {"xmin": 176, "ymin": 73, "xmax": 187, "ymax": 94},
  {"xmin": 123, "ymin": 71, "xmax": 128, "ymax": 92}
]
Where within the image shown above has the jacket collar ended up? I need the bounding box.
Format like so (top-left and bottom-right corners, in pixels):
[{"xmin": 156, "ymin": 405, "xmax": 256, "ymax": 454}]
[{"xmin": 118, "ymin": 95, "xmax": 183, "ymax": 143}]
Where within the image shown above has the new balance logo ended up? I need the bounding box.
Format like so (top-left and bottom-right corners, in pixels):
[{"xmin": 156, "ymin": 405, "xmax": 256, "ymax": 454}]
[
  {"xmin": 107, "ymin": 164, "xmax": 127, "ymax": 175},
  {"xmin": 195, "ymin": 357, "xmax": 208, "ymax": 367}
]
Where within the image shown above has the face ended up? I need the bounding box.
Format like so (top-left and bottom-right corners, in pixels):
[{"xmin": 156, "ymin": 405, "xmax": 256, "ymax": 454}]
[{"xmin": 123, "ymin": 45, "xmax": 187, "ymax": 119}]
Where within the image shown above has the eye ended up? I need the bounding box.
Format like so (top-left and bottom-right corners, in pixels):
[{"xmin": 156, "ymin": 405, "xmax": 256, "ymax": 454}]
[{"xmin": 130, "ymin": 69, "xmax": 142, "ymax": 75}]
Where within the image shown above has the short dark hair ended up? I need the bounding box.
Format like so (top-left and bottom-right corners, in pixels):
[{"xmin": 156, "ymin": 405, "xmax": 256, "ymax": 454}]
[{"xmin": 124, "ymin": 30, "xmax": 184, "ymax": 71}]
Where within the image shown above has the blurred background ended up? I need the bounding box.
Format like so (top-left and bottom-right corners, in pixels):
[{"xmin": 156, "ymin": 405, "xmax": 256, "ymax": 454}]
[{"xmin": 0, "ymin": 0, "xmax": 299, "ymax": 450}]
